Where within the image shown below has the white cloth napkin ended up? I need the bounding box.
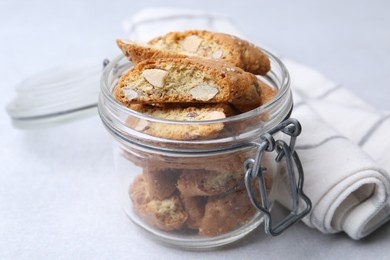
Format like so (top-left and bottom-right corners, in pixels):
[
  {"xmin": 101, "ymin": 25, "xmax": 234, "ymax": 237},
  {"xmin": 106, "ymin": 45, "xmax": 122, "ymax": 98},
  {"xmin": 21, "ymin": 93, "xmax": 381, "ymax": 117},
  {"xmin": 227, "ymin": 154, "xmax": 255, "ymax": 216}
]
[
  {"xmin": 121, "ymin": 8, "xmax": 390, "ymax": 240},
  {"xmin": 282, "ymin": 60, "xmax": 390, "ymax": 239}
]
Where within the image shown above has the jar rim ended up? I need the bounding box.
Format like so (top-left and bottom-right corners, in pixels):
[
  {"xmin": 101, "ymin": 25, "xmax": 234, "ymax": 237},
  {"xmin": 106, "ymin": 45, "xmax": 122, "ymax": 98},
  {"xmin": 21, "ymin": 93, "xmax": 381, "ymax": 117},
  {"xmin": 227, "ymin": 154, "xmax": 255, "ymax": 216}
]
[{"xmin": 100, "ymin": 47, "xmax": 291, "ymax": 125}]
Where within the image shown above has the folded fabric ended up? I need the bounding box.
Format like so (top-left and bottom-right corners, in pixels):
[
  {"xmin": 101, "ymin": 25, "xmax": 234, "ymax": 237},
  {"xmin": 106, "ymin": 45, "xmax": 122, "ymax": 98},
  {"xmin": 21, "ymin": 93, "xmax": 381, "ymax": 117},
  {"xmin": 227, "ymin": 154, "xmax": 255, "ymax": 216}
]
[
  {"xmin": 281, "ymin": 60, "xmax": 390, "ymax": 239},
  {"xmin": 120, "ymin": 8, "xmax": 390, "ymax": 240},
  {"xmin": 276, "ymin": 100, "xmax": 390, "ymax": 239},
  {"xmin": 285, "ymin": 59, "xmax": 390, "ymax": 169}
]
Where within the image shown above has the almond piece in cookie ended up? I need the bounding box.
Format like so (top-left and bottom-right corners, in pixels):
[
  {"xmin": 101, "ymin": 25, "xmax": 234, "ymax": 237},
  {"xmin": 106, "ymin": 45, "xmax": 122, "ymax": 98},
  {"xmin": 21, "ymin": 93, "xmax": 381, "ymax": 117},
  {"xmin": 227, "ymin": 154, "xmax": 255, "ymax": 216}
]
[
  {"xmin": 114, "ymin": 57, "xmax": 262, "ymax": 111},
  {"xmin": 141, "ymin": 69, "xmax": 168, "ymax": 88},
  {"xmin": 181, "ymin": 35, "xmax": 203, "ymax": 52},
  {"xmin": 188, "ymin": 84, "xmax": 219, "ymax": 101}
]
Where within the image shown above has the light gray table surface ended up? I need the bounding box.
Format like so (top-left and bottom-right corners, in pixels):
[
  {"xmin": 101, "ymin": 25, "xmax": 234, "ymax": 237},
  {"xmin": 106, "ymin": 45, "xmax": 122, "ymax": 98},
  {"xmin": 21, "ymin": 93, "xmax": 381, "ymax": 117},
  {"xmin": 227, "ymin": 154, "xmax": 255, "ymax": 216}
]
[{"xmin": 1, "ymin": 0, "xmax": 390, "ymax": 259}]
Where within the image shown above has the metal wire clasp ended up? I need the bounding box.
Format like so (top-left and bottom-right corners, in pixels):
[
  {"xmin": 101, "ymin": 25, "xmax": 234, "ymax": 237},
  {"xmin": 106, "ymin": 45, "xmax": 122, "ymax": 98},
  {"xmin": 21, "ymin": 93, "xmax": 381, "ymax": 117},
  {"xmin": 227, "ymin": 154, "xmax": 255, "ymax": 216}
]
[{"xmin": 244, "ymin": 118, "xmax": 312, "ymax": 236}]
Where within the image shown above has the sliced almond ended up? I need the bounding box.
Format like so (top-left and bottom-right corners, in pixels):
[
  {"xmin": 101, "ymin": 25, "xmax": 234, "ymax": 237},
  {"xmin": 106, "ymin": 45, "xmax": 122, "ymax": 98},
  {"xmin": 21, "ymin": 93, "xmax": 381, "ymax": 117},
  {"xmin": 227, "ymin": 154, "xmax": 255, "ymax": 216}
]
[
  {"xmin": 205, "ymin": 111, "xmax": 226, "ymax": 120},
  {"xmin": 181, "ymin": 35, "xmax": 203, "ymax": 52},
  {"xmin": 134, "ymin": 119, "xmax": 150, "ymax": 131},
  {"xmin": 141, "ymin": 69, "xmax": 169, "ymax": 88},
  {"xmin": 189, "ymin": 84, "xmax": 219, "ymax": 101},
  {"xmin": 123, "ymin": 88, "xmax": 139, "ymax": 101},
  {"xmin": 211, "ymin": 50, "xmax": 223, "ymax": 59}
]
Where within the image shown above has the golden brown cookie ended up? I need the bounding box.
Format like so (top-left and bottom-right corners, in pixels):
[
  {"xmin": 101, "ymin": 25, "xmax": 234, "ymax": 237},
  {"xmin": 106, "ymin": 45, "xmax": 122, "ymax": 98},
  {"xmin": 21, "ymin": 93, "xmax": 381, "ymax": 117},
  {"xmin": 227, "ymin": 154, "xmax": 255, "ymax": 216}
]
[
  {"xmin": 123, "ymin": 146, "xmax": 252, "ymax": 175},
  {"xmin": 198, "ymin": 188, "xmax": 256, "ymax": 236},
  {"xmin": 148, "ymin": 30, "xmax": 271, "ymax": 75},
  {"xmin": 126, "ymin": 103, "xmax": 235, "ymax": 140},
  {"xmin": 129, "ymin": 174, "xmax": 188, "ymax": 231},
  {"xmin": 220, "ymin": 79, "xmax": 277, "ymax": 113},
  {"xmin": 180, "ymin": 195, "xmax": 207, "ymax": 230},
  {"xmin": 198, "ymin": 165, "xmax": 274, "ymax": 237},
  {"xmin": 128, "ymin": 155, "xmax": 274, "ymax": 235},
  {"xmin": 259, "ymin": 80, "xmax": 277, "ymax": 106},
  {"xmin": 129, "ymin": 103, "xmax": 237, "ymax": 119},
  {"xmin": 114, "ymin": 57, "xmax": 262, "ymax": 112},
  {"xmin": 143, "ymin": 168, "xmax": 181, "ymax": 199},
  {"xmin": 177, "ymin": 168, "xmax": 245, "ymax": 196},
  {"xmin": 129, "ymin": 174, "xmax": 152, "ymax": 205}
]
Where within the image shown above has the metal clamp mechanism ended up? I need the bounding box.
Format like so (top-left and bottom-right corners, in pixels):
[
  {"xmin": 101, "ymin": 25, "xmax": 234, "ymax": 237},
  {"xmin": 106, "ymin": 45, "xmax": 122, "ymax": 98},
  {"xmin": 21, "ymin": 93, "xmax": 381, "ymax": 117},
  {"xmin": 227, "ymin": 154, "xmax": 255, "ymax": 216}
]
[{"xmin": 244, "ymin": 118, "xmax": 312, "ymax": 236}]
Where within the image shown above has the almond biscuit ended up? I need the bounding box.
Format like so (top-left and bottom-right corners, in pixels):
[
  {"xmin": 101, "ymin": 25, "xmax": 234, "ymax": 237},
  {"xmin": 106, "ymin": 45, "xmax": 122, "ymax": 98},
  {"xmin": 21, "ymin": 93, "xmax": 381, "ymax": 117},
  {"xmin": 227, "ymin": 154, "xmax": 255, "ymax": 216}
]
[
  {"xmin": 129, "ymin": 174, "xmax": 188, "ymax": 231},
  {"xmin": 114, "ymin": 57, "xmax": 262, "ymax": 112},
  {"xmin": 148, "ymin": 30, "xmax": 271, "ymax": 75}
]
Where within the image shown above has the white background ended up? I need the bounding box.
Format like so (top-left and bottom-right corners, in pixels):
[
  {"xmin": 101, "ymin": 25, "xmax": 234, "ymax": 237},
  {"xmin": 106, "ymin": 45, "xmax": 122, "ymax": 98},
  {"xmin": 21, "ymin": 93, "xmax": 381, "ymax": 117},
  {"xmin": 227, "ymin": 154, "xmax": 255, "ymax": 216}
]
[{"xmin": 1, "ymin": 0, "xmax": 390, "ymax": 259}]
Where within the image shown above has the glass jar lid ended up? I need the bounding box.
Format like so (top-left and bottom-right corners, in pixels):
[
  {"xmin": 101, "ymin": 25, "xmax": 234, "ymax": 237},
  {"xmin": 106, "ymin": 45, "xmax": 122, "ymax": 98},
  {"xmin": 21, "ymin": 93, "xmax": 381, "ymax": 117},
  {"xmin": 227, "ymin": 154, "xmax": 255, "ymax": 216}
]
[{"xmin": 6, "ymin": 59, "xmax": 104, "ymax": 129}]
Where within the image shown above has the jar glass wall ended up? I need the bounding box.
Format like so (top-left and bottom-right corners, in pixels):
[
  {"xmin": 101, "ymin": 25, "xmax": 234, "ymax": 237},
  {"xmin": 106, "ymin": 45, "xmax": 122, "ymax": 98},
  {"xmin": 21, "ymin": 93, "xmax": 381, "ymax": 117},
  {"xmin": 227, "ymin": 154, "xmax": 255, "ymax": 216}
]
[{"xmin": 98, "ymin": 49, "xmax": 293, "ymax": 249}]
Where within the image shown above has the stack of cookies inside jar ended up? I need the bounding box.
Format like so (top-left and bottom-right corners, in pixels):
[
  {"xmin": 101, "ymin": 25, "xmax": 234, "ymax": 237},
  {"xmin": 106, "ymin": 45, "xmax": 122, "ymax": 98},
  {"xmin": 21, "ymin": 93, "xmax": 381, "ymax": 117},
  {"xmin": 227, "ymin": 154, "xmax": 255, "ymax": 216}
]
[{"xmin": 113, "ymin": 30, "xmax": 276, "ymax": 237}]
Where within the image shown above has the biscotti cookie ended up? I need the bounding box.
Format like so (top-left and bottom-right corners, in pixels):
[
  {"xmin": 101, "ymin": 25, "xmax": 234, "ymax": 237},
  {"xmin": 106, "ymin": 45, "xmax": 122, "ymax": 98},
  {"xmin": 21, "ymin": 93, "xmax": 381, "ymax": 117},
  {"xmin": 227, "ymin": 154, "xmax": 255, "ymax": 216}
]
[
  {"xmin": 177, "ymin": 168, "xmax": 244, "ymax": 196},
  {"xmin": 180, "ymin": 195, "xmax": 207, "ymax": 230},
  {"xmin": 143, "ymin": 168, "xmax": 181, "ymax": 199},
  {"xmin": 197, "ymin": 163, "xmax": 273, "ymax": 236},
  {"xmin": 129, "ymin": 103, "xmax": 237, "ymax": 118},
  {"xmin": 114, "ymin": 57, "xmax": 262, "ymax": 111},
  {"xmin": 148, "ymin": 30, "xmax": 271, "ymax": 75},
  {"xmin": 123, "ymin": 146, "xmax": 252, "ymax": 173},
  {"xmin": 235, "ymin": 79, "xmax": 277, "ymax": 112},
  {"xmin": 126, "ymin": 103, "xmax": 235, "ymax": 140},
  {"xmin": 129, "ymin": 174, "xmax": 188, "ymax": 231},
  {"xmin": 259, "ymin": 80, "xmax": 277, "ymax": 105},
  {"xmin": 198, "ymin": 188, "xmax": 256, "ymax": 237},
  {"xmin": 128, "ymin": 156, "xmax": 273, "ymax": 235},
  {"xmin": 129, "ymin": 174, "xmax": 151, "ymax": 205}
]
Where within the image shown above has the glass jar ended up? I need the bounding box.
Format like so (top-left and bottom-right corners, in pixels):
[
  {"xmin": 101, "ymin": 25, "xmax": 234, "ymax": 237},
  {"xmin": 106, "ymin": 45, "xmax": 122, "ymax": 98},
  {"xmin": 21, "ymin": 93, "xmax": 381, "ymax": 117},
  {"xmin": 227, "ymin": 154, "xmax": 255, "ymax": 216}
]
[{"xmin": 98, "ymin": 49, "xmax": 311, "ymax": 249}]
